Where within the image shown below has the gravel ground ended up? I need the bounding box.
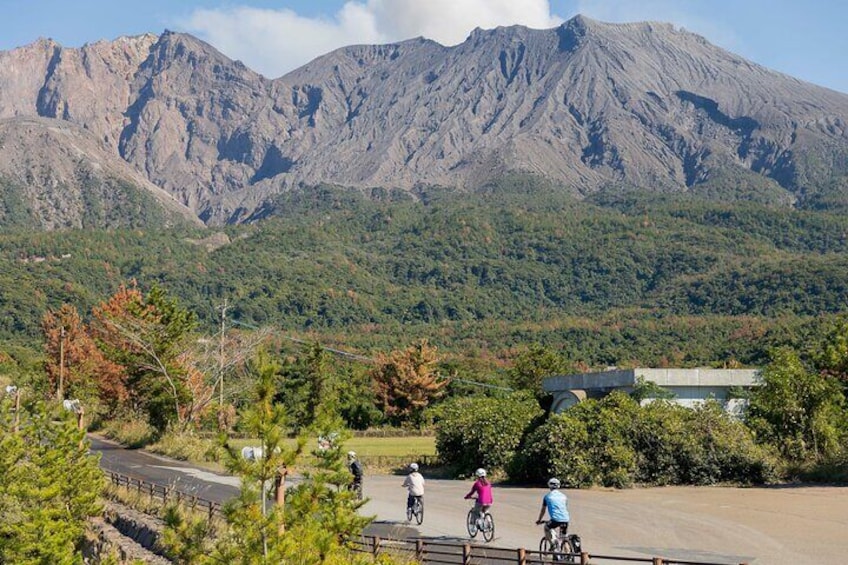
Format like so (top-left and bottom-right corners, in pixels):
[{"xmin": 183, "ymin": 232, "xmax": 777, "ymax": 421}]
[{"xmin": 360, "ymin": 475, "xmax": 848, "ymax": 565}]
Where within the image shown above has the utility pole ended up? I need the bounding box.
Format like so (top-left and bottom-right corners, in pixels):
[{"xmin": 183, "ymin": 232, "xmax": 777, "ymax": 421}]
[
  {"xmin": 218, "ymin": 299, "xmax": 228, "ymax": 430},
  {"xmin": 57, "ymin": 326, "xmax": 66, "ymax": 400}
]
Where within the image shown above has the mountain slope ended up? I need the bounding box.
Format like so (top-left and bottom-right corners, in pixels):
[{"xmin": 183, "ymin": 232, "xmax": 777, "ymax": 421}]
[
  {"xmin": 0, "ymin": 117, "xmax": 201, "ymax": 230},
  {"xmin": 0, "ymin": 16, "xmax": 847, "ymax": 225}
]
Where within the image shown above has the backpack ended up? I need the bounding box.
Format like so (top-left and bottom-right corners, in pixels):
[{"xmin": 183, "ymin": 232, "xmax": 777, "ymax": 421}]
[{"xmin": 568, "ymin": 534, "xmax": 582, "ymax": 553}]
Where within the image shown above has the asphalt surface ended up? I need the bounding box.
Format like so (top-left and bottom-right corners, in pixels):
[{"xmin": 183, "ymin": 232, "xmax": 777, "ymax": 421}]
[{"xmin": 91, "ymin": 436, "xmax": 848, "ymax": 564}]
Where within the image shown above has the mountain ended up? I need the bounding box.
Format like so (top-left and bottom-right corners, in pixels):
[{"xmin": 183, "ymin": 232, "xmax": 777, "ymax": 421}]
[
  {"xmin": 0, "ymin": 117, "xmax": 201, "ymax": 229},
  {"xmin": 0, "ymin": 16, "xmax": 847, "ymax": 226}
]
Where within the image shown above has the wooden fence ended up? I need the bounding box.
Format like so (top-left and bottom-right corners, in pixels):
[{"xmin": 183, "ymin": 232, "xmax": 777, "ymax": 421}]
[
  {"xmin": 104, "ymin": 469, "xmax": 223, "ymax": 521},
  {"xmin": 350, "ymin": 535, "xmax": 750, "ymax": 565}
]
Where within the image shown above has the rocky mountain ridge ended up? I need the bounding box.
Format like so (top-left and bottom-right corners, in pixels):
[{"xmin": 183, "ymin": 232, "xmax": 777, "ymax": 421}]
[{"xmin": 0, "ymin": 15, "xmax": 847, "ymax": 226}]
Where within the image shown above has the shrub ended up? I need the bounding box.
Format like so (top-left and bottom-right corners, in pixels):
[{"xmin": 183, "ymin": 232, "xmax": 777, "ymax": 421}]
[
  {"xmin": 510, "ymin": 393, "xmax": 776, "ymax": 488},
  {"xmin": 148, "ymin": 430, "xmax": 221, "ymax": 463},
  {"xmin": 102, "ymin": 417, "xmax": 157, "ymax": 448},
  {"xmin": 509, "ymin": 412, "xmax": 595, "ymax": 487},
  {"xmin": 433, "ymin": 392, "xmax": 542, "ymax": 475}
]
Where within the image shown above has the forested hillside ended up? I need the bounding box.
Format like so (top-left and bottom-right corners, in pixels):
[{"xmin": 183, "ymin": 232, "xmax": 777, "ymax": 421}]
[{"xmin": 2, "ymin": 183, "xmax": 845, "ymax": 370}]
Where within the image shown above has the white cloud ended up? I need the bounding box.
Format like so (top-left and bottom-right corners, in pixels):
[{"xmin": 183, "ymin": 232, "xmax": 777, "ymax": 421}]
[{"xmin": 181, "ymin": 0, "xmax": 562, "ymax": 78}]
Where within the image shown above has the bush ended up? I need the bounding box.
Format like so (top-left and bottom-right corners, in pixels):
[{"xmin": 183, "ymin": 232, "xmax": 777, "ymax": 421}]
[
  {"xmin": 102, "ymin": 417, "xmax": 157, "ymax": 448},
  {"xmin": 510, "ymin": 393, "xmax": 776, "ymax": 488},
  {"xmin": 635, "ymin": 400, "xmax": 776, "ymax": 485},
  {"xmin": 509, "ymin": 412, "xmax": 595, "ymax": 487},
  {"xmin": 433, "ymin": 392, "xmax": 542, "ymax": 475},
  {"xmin": 148, "ymin": 431, "xmax": 221, "ymax": 463}
]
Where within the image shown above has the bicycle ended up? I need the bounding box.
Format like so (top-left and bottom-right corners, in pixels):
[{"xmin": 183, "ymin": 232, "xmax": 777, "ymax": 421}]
[
  {"xmin": 537, "ymin": 522, "xmax": 579, "ymax": 563},
  {"xmin": 348, "ymin": 480, "xmax": 363, "ymax": 501},
  {"xmin": 406, "ymin": 495, "xmax": 424, "ymax": 524},
  {"xmin": 466, "ymin": 501, "xmax": 495, "ymax": 542}
]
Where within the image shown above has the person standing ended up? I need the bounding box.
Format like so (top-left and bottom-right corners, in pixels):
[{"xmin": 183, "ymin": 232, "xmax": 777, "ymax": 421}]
[
  {"xmin": 463, "ymin": 468, "xmax": 493, "ymax": 526},
  {"xmin": 402, "ymin": 462, "xmax": 425, "ymax": 518}
]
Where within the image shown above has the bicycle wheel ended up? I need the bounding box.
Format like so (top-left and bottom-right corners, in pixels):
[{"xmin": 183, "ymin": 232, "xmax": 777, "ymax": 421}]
[
  {"xmin": 414, "ymin": 499, "xmax": 423, "ymax": 525},
  {"xmin": 466, "ymin": 509, "xmax": 478, "ymax": 537},
  {"xmin": 540, "ymin": 537, "xmax": 554, "ymax": 562},
  {"xmin": 558, "ymin": 537, "xmax": 574, "ymax": 563},
  {"xmin": 406, "ymin": 504, "xmax": 413, "ymax": 521},
  {"xmin": 482, "ymin": 513, "xmax": 495, "ymax": 542}
]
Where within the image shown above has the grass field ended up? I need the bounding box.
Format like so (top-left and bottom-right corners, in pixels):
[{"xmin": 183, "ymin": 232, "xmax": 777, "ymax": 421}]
[
  {"xmin": 142, "ymin": 432, "xmax": 438, "ymax": 474},
  {"xmin": 228, "ymin": 435, "xmax": 436, "ymax": 458}
]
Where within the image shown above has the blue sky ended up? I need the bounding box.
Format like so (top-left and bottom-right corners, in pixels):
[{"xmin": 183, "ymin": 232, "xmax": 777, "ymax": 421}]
[{"xmin": 1, "ymin": 0, "xmax": 845, "ymax": 93}]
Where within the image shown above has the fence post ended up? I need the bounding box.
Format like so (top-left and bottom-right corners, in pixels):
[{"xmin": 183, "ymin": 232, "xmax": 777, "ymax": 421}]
[
  {"xmin": 653, "ymin": 559, "xmax": 664, "ymax": 565},
  {"xmin": 372, "ymin": 536, "xmax": 381, "ymax": 556},
  {"xmin": 581, "ymin": 551, "xmax": 590, "ymax": 564},
  {"xmin": 416, "ymin": 539, "xmax": 424, "ymax": 559},
  {"xmin": 517, "ymin": 547, "xmax": 527, "ymax": 565},
  {"xmin": 463, "ymin": 543, "xmax": 472, "ymax": 565}
]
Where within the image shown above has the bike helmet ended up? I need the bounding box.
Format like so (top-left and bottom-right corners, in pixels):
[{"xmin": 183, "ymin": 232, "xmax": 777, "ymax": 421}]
[
  {"xmin": 547, "ymin": 477, "xmax": 561, "ymax": 489},
  {"xmin": 347, "ymin": 451, "xmax": 356, "ymax": 459},
  {"xmin": 409, "ymin": 462, "xmax": 419, "ymax": 471},
  {"xmin": 475, "ymin": 468, "xmax": 487, "ymax": 478}
]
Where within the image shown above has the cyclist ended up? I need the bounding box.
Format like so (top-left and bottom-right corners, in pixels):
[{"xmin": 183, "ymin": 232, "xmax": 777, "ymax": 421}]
[
  {"xmin": 348, "ymin": 451, "xmax": 364, "ymax": 495},
  {"xmin": 402, "ymin": 462, "xmax": 425, "ymax": 517},
  {"xmin": 536, "ymin": 477, "xmax": 570, "ymax": 543},
  {"xmin": 464, "ymin": 468, "xmax": 493, "ymax": 526}
]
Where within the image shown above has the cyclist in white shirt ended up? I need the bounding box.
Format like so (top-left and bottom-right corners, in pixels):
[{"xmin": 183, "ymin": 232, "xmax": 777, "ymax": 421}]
[{"xmin": 402, "ymin": 462, "xmax": 425, "ymax": 515}]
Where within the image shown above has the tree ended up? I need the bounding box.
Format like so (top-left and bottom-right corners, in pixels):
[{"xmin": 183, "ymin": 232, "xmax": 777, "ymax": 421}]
[
  {"xmin": 810, "ymin": 315, "xmax": 848, "ymax": 394},
  {"xmin": 163, "ymin": 353, "xmax": 392, "ymax": 564},
  {"xmin": 91, "ymin": 283, "xmax": 201, "ymax": 430},
  {"xmin": 506, "ymin": 343, "xmax": 574, "ymax": 408},
  {"xmin": 0, "ymin": 395, "xmax": 103, "ymax": 563},
  {"xmin": 217, "ymin": 352, "xmax": 303, "ymax": 559},
  {"xmin": 747, "ymin": 347, "xmax": 845, "ymax": 462},
  {"xmin": 277, "ymin": 343, "xmax": 338, "ymax": 432},
  {"xmin": 371, "ymin": 340, "xmax": 447, "ymax": 426},
  {"xmin": 42, "ymin": 304, "xmax": 126, "ymax": 414}
]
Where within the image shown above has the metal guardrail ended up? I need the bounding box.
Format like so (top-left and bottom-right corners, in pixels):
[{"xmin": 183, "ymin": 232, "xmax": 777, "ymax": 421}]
[
  {"xmin": 103, "ymin": 470, "xmax": 749, "ymax": 565},
  {"xmin": 350, "ymin": 535, "xmax": 750, "ymax": 565},
  {"xmin": 104, "ymin": 469, "xmax": 223, "ymax": 521}
]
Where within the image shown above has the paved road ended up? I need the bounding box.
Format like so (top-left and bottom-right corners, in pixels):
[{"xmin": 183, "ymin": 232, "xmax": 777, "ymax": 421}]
[{"xmin": 91, "ymin": 436, "xmax": 848, "ymax": 564}]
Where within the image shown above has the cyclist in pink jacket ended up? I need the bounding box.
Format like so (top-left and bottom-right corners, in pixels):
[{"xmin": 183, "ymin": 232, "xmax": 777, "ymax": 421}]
[{"xmin": 464, "ymin": 468, "xmax": 493, "ymax": 525}]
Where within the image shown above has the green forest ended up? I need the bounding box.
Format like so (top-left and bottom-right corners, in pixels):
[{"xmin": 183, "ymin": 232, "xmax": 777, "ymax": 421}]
[{"xmin": 2, "ymin": 182, "xmax": 847, "ymax": 373}]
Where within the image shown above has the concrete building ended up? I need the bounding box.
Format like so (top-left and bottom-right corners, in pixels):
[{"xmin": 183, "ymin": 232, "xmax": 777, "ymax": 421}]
[{"xmin": 543, "ymin": 367, "xmax": 759, "ymax": 415}]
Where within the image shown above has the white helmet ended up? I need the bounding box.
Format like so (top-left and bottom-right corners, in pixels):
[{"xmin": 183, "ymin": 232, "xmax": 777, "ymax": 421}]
[
  {"xmin": 547, "ymin": 477, "xmax": 561, "ymax": 489},
  {"xmin": 347, "ymin": 451, "xmax": 356, "ymax": 459},
  {"xmin": 475, "ymin": 468, "xmax": 487, "ymax": 478},
  {"xmin": 409, "ymin": 462, "xmax": 419, "ymax": 471}
]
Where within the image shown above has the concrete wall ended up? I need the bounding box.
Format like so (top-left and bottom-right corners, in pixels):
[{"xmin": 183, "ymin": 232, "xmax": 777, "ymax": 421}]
[{"xmin": 545, "ymin": 367, "xmax": 758, "ymax": 415}]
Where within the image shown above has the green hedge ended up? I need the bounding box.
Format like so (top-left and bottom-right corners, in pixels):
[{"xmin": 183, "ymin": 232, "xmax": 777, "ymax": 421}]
[
  {"xmin": 433, "ymin": 392, "xmax": 542, "ymax": 475},
  {"xmin": 510, "ymin": 392, "xmax": 776, "ymax": 487}
]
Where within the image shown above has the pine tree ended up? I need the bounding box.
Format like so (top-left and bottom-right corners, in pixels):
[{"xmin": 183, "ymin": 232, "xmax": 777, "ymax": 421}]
[
  {"xmin": 162, "ymin": 353, "xmax": 400, "ymax": 564},
  {"xmin": 372, "ymin": 339, "xmax": 447, "ymax": 425},
  {"xmin": 0, "ymin": 394, "xmax": 103, "ymax": 563}
]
